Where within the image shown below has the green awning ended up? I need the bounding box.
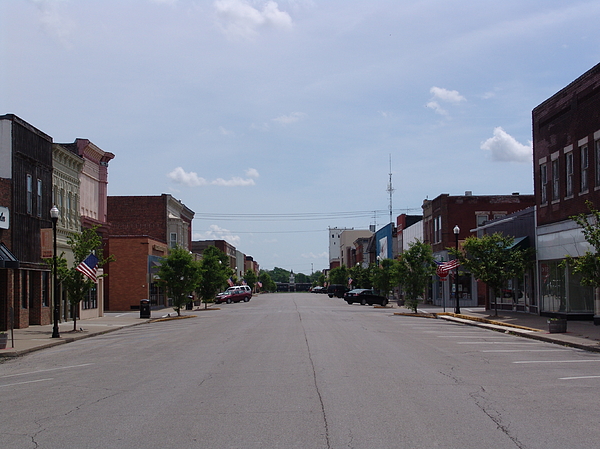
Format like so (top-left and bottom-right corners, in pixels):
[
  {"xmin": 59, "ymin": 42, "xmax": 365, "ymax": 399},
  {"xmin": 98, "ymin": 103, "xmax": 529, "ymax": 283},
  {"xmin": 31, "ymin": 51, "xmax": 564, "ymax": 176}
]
[{"xmin": 0, "ymin": 243, "xmax": 19, "ymax": 269}]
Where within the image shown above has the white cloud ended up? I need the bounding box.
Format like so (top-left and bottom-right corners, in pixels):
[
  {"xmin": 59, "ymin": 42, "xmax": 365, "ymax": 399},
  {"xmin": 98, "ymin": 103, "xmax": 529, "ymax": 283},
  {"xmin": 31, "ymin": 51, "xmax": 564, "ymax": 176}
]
[
  {"xmin": 219, "ymin": 126, "xmax": 234, "ymax": 136},
  {"xmin": 272, "ymin": 112, "xmax": 306, "ymax": 125},
  {"xmin": 194, "ymin": 225, "xmax": 241, "ymax": 246},
  {"xmin": 214, "ymin": 0, "xmax": 293, "ymax": 40},
  {"xmin": 32, "ymin": 0, "xmax": 75, "ymax": 48},
  {"xmin": 167, "ymin": 167, "xmax": 208, "ymax": 187},
  {"xmin": 245, "ymin": 168, "xmax": 260, "ymax": 178},
  {"xmin": 212, "ymin": 176, "xmax": 256, "ymax": 187},
  {"xmin": 426, "ymin": 101, "xmax": 448, "ymax": 116},
  {"xmin": 430, "ymin": 86, "xmax": 466, "ymax": 104},
  {"xmin": 481, "ymin": 127, "xmax": 532, "ymax": 163},
  {"xmin": 301, "ymin": 251, "xmax": 328, "ymax": 259},
  {"xmin": 167, "ymin": 167, "xmax": 258, "ymax": 187}
]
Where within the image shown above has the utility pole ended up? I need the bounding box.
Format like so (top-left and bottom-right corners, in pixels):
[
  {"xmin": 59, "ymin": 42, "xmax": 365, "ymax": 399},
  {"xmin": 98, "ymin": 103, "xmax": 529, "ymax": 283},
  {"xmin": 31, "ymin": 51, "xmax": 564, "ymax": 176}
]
[{"xmin": 387, "ymin": 154, "xmax": 394, "ymax": 224}]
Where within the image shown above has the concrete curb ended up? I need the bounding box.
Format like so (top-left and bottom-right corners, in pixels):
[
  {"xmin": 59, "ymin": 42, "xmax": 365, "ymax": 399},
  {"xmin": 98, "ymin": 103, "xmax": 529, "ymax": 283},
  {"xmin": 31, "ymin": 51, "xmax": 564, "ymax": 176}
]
[{"xmin": 435, "ymin": 314, "xmax": 600, "ymax": 354}]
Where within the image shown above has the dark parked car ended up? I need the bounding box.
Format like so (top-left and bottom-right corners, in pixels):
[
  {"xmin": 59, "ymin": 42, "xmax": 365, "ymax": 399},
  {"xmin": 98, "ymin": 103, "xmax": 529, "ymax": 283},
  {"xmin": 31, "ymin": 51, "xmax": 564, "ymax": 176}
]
[
  {"xmin": 327, "ymin": 284, "xmax": 349, "ymax": 298},
  {"xmin": 344, "ymin": 289, "xmax": 389, "ymax": 306}
]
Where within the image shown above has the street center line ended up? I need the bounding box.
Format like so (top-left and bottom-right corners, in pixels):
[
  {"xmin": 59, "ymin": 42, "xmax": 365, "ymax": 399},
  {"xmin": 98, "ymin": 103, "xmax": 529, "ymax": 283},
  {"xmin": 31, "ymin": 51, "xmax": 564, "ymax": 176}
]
[
  {"xmin": 0, "ymin": 378, "xmax": 53, "ymax": 388},
  {"xmin": 0, "ymin": 363, "xmax": 94, "ymax": 379}
]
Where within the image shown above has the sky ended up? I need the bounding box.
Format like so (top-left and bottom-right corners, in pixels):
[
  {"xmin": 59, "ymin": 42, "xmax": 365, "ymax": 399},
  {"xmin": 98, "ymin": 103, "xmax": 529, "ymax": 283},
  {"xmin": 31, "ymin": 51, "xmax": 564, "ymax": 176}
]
[{"xmin": 2, "ymin": 0, "xmax": 600, "ymax": 274}]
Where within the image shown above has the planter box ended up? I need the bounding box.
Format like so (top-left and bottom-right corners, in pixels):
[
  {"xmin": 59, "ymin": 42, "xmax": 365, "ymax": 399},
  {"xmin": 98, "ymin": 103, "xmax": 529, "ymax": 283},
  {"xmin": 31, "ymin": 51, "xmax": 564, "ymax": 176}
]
[{"xmin": 548, "ymin": 319, "xmax": 567, "ymax": 333}]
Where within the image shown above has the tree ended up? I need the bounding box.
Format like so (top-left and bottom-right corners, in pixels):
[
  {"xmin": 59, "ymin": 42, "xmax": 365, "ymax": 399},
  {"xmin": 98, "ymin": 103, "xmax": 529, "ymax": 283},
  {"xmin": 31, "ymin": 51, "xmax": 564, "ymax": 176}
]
[
  {"xmin": 157, "ymin": 246, "xmax": 202, "ymax": 316},
  {"xmin": 56, "ymin": 226, "xmax": 113, "ymax": 332},
  {"xmin": 328, "ymin": 265, "xmax": 349, "ymax": 286},
  {"xmin": 371, "ymin": 258, "xmax": 396, "ymax": 298},
  {"xmin": 452, "ymin": 233, "xmax": 533, "ymax": 316},
  {"xmin": 395, "ymin": 240, "xmax": 436, "ymax": 313},
  {"xmin": 243, "ymin": 269, "xmax": 257, "ymax": 292},
  {"xmin": 564, "ymin": 201, "xmax": 600, "ymax": 320},
  {"xmin": 258, "ymin": 270, "xmax": 277, "ymax": 292},
  {"xmin": 197, "ymin": 246, "xmax": 231, "ymax": 308}
]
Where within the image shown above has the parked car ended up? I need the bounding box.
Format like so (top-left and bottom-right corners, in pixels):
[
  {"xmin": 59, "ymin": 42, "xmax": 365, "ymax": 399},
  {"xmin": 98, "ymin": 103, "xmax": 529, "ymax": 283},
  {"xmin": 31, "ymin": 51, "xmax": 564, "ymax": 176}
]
[
  {"xmin": 215, "ymin": 286, "xmax": 252, "ymax": 304},
  {"xmin": 327, "ymin": 284, "xmax": 349, "ymax": 298},
  {"xmin": 344, "ymin": 289, "xmax": 389, "ymax": 306},
  {"xmin": 311, "ymin": 286, "xmax": 326, "ymax": 293}
]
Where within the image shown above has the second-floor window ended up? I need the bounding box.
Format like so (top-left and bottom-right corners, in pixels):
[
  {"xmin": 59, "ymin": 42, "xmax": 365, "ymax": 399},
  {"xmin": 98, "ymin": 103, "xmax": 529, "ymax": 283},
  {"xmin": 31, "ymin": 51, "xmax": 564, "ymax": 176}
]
[
  {"xmin": 540, "ymin": 163, "xmax": 548, "ymax": 203},
  {"xmin": 170, "ymin": 232, "xmax": 177, "ymax": 249},
  {"xmin": 26, "ymin": 174, "xmax": 33, "ymax": 214},
  {"xmin": 581, "ymin": 145, "xmax": 589, "ymax": 192},
  {"xmin": 37, "ymin": 179, "xmax": 42, "ymax": 217},
  {"xmin": 565, "ymin": 152, "xmax": 574, "ymax": 197},
  {"xmin": 596, "ymin": 139, "xmax": 600, "ymax": 188},
  {"xmin": 552, "ymin": 159, "xmax": 560, "ymax": 201}
]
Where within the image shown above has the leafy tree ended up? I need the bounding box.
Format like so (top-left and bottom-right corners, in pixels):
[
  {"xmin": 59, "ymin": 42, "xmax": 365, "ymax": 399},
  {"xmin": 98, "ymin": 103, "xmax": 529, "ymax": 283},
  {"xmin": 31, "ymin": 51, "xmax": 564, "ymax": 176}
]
[
  {"xmin": 269, "ymin": 267, "xmax": 291, "ymax": 283},
  {"xmin": 564, "ymin": 201, "xmax": 600, "ymax": 316},
  {"xmin": 197, "ymin": 246, "xmax": 231, "ymax": 308},
  {"xmin": 258, "ymin": 270, "xmax": 277, "ymax": 292},
  {"xmin": 157, "ymin": 246, "xmax": 202, "ymax": 316},
  {"xmin": 348, "ymin": 264, "xmax": 372, "ymax": 289},
  {"xmin": 316, "ymin": 272, "xmax": 326, "ymax": 287},
  {"xmin": 328, "ymin": 265, "xmax": 349, "ymax": 286},
  {"xmin": 395, "ymin": 240, "xmax": 436, "ymax": 313},
  {"xmin": 55, "ymin": 226, "xmax": 113, "ymax": 332},
  {"xmin": 451, "ymin": 233, "xmax": 533, "ymax": 316},
  {"xmin": 243, "ymin": 269, "xmax": 257, "ymax": 292},
  {"xmin": 371, "ymin": 258, "xmax": 396, "ymax": 298}
]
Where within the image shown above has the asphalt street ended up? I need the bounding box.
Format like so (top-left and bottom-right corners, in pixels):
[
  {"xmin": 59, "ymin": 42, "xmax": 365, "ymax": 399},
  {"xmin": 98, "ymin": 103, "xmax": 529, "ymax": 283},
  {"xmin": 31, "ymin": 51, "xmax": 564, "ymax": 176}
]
[{"xmin": 1, "ymin": 293, "xmax": 600, "ymax": 449}]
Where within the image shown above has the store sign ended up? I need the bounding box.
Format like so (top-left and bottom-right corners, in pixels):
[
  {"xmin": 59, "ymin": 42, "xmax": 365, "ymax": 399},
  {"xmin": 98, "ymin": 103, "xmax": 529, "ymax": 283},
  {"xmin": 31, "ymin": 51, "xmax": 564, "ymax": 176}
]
[{"xmin": 0, "ymin": 206, "xmax": 8, "ymax": 230}]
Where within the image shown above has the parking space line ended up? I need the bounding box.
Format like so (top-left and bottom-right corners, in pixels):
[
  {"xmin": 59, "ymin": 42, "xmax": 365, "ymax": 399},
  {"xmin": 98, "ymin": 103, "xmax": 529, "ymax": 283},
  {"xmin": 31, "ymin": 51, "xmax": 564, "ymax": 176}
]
[{"xmin": 0, "ymin": 378, "xmax": 53, "ymax": 388}]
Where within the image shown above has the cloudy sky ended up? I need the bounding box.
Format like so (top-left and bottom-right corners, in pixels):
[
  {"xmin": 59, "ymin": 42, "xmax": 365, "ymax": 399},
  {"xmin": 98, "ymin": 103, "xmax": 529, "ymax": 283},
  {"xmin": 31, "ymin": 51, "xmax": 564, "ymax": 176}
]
[{"xmin": 2, "ymin": 0, "xmax": 600, "ymax": 274}]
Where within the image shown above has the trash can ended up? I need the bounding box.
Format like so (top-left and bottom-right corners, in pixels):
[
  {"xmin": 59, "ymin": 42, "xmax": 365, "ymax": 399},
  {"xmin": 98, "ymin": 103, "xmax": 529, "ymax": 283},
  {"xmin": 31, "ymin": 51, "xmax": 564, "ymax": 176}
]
[{"xmin": 140, "ymin": 299, "xmax": 151, "ymax": 319}]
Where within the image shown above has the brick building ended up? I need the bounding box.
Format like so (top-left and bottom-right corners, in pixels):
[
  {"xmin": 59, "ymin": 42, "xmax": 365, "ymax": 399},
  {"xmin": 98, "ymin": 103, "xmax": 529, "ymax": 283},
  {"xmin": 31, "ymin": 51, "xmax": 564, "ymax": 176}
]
[
  {"xmin": 422, "ymin": 192, "xmax": 535, "ymax": 308},
  {"xmin": 105, "ymin": 194, "xmax": 194, "ymax": 311},
  {"xmin": 105, "ymin": 236, "xmax": 167, "ymax": 310},
  {"xmin": 533, "ymin": 62, "xmax": 600, "ymax": 320},
  {"xmin": 0, "ymin": 114, "xmax": 54, "ymax": 330}
]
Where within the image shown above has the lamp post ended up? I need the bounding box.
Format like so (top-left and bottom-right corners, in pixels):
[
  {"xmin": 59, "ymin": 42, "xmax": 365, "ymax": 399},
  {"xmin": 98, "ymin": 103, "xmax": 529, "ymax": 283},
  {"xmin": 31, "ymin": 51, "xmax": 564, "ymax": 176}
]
[
  {"xmin": 50, "ymin": 205, "xmax": 60, "ymax": 338},
  {"xmin": 453, "ymin": 225, "xmax": 460, "ymax": 315}
]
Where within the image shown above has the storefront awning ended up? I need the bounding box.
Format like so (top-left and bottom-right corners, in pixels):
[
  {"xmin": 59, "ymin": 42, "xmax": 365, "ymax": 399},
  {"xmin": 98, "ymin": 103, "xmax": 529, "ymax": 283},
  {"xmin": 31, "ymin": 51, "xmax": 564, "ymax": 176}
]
[{"xmin": 0, "ymin": 243, "xmax": 19, "ymax": 269}]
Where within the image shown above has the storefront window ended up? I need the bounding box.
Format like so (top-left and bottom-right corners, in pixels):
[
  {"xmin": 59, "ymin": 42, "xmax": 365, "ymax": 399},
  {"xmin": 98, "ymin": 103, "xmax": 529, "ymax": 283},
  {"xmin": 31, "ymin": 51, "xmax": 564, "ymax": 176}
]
[{"xmin": 540, "ymin": 260, "xmax": 593, "ymax": 313}]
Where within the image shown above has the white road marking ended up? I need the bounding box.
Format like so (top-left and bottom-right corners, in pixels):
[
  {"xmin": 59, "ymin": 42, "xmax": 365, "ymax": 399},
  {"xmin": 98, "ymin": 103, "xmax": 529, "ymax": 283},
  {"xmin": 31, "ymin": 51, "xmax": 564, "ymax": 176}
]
[
  {"xmin": 0, "ymin": 363, "xmax": 93, "ymax": 379},
  {"xmin": 0, "ymin": 378, "xmax": 53, "ymax": 388},
  {"xmin": 513, "ymin": 360, "xmax": 600, "ymax": 364},
  {"xmin": 561, "ymin": 375, "xmax": 600, "ymax": 380},
  {"xmin": 482, "ymin": 349, "xmax": 569, "ymax": 353}
]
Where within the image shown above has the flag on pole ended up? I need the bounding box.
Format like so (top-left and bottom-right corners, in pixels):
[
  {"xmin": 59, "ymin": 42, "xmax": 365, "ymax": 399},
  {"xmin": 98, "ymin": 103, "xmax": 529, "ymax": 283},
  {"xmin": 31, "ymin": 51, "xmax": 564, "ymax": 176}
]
[
  {"xmin": 435, "ymin": 259, "xmax": 460, "ymax": 280},
  {"xmin": 76, "ymin": 253, "xmax": 99, "ymax": 282},
  {"xmin": 227, "ymin": 277, "xmax": 234, "ymax": 287}
]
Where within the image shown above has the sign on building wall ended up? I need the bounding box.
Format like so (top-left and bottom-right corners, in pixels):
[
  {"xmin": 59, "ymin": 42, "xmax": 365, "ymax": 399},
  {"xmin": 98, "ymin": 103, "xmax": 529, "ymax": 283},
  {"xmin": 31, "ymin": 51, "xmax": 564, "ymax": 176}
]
[{"xmin": 0, "ymin": 206, "xmax": 8, "ymax": 230}]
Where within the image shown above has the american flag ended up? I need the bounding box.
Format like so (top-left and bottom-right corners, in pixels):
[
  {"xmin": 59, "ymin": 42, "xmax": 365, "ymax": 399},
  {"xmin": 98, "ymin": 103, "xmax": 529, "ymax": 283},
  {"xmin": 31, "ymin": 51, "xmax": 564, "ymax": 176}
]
[
  {"xmin": 227, "ymin": 277, "xmax": 234, "ymax": 287},
  {"xmin": 76, "ymin": 253, "xmax": 98, "ymax": 282},
  {"xmin": 436, "ymin": 259, "xmax": 460, "ymax": 279}
]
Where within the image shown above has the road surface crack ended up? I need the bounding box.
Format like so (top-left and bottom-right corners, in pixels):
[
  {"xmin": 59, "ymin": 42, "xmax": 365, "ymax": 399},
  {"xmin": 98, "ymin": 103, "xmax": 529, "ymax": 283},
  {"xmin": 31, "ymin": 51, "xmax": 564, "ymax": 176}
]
[{"xmin": 294, "ymin": 298, "xmax": 332, "ymax": 449}]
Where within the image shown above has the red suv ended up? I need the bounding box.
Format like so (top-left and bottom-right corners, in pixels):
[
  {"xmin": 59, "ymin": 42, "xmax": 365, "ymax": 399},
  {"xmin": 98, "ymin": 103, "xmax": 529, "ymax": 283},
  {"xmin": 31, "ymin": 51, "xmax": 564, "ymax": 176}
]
[{"xmin": 215, "ymin": 286, "xmax": 252, "ymax": 304}]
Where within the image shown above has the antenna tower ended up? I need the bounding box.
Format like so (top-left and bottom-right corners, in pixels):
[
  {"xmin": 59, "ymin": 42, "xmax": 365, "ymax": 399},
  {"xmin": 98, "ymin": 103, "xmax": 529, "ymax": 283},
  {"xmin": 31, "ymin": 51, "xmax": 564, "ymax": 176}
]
[{"xmin": 387, "ymin": 154, "xmax": 395, "ymax": 224}]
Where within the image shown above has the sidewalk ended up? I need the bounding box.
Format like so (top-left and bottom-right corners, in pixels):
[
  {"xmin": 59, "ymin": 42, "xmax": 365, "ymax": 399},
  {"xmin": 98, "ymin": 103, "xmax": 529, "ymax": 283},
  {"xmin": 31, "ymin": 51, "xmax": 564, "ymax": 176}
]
[
  {"xmin": 406, "ymin": 306, "xmax": 600, "ymax": 353},
  {"xmin": 0, "ymin": 308, "xmax": 185, "ymax": 358}
]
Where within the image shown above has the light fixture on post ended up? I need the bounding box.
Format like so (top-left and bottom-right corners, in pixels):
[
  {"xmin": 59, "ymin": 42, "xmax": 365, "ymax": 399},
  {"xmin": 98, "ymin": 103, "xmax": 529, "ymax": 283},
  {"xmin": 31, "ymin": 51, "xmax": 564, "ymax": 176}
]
[
  {"xmin": 50, "ymin": 205, "xmax": 60, "ymax": 338},
  {"xmin": 453, "ymin": 225, "xmax": 460, "ymax": 315}
]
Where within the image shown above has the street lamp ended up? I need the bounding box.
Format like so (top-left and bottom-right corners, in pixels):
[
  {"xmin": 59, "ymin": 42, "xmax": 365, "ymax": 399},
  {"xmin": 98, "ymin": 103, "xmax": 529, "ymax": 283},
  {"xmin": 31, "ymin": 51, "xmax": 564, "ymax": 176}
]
[
  {"xmin": 453, "ymin": 225, "xmax": 460, "ymax": 315},
  {"xmin": 50, "ymin": 205, "xmax": 60, "ymax": 338}
]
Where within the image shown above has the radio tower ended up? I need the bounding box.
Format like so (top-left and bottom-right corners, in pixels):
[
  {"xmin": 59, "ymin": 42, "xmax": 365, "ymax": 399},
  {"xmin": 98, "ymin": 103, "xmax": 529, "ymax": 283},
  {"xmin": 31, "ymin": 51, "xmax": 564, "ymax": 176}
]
[{"xmin": 387, "ymin": 154, "xmax": 394, "ymax": 224}]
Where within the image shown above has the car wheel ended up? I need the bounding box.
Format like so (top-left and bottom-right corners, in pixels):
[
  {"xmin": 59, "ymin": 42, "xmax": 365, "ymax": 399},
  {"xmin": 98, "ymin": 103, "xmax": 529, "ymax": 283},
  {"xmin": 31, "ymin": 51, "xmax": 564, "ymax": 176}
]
[
  {"xmin": 226, "ymin": 298, "xmax": 232, "ymax": 304},
  {"xmin": 347, "ymin": 301, "xmax": 353, "ymax": 305},
  {"xmin": 360, "ymin": 299, "xmax": 366, "ymax": 305},
  {"xmin": 244, "ymin": 296, "xmax": 250, "ymax": 302},
  {"xmin": 381, "ymin": 299, "xmax": 388, "ymax": 306}
]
